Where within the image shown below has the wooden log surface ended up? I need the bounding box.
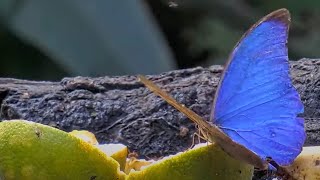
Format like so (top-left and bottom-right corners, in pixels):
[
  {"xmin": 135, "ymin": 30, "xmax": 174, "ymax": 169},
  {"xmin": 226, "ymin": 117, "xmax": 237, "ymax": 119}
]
[{"xmin": 0, "ymin": 58, "xmax": 319, "ymax": 161}]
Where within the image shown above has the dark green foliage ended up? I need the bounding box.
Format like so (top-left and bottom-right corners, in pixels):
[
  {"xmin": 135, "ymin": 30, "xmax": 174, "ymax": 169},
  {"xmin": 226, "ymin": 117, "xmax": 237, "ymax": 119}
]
[
  {"xmin": 151, "ymin": 0, "xmax": 320, "ymax": 67},
  {"xmin": 0, "ymin": 1, "xmax": 319, "ymax": 80}
]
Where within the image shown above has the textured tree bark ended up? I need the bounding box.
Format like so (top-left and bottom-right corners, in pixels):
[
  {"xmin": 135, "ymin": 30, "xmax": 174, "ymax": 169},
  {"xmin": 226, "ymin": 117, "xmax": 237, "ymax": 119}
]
[{"xmin": 0, "ymin": 58, "xmax": 319, "ymax": 161}]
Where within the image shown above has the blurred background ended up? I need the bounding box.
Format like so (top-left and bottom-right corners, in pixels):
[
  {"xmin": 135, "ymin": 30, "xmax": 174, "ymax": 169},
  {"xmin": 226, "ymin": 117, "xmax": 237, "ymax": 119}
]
[{"xmin": 0, "ymin": 0, "xmax": 319, "ymax": 80}]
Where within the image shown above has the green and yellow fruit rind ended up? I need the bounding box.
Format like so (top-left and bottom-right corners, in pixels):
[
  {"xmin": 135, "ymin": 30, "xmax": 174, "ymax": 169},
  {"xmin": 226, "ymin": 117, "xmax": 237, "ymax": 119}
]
[
  {"xmin": 0, "ymin": 120, "xmax": 255, "ymax": 180},
  {"xmin": 127, "ymin": 143, "xmax": 254, "ymax": 180},
  {"xmin": 0, "ymin": 120, "xmax": 125, "ymax": 180}
]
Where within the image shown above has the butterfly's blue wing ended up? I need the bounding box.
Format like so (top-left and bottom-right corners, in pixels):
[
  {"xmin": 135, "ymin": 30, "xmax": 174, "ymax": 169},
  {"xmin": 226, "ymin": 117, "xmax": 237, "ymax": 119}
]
[{"xmin": 212, "ymin": 9, "xmax": 306, "ymax": 166}]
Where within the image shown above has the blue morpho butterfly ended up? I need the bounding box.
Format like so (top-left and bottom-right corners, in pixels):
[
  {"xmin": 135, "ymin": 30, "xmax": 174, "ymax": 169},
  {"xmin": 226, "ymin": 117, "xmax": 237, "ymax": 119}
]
[{"xmin": 138, "ymin": 8, "xmax": 306, "ymax": 170}]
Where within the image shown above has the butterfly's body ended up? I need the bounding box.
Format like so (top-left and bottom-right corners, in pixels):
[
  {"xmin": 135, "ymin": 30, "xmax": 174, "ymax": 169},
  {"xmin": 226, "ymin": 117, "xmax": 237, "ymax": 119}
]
[
  {"xmin": 139, "ymin": 75, "xmax": 267, "ymax": 169},
  {"xmin": 199, "ymin": 121, "xmax": 268, "ymax": 169},
  {"xmin": 139, "ymin": 8, "xmax": 305, "ymax": 173}
]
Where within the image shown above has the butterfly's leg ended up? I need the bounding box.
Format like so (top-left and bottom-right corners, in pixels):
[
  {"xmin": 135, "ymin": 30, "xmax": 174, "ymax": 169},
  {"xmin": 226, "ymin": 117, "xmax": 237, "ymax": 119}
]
[
  {"xmin": 189, "ymin": 125, "xmax": 200, "ymax": 149},
  {"xmin": 196, "ymin": 124, "xmax": 201, "ymax": 145},
  {"xmin": 189, "ymin": 124, "xmax": 209, "ymax": 149},
  {"xmin": 267, "ymin": 158, "xmax": 293, "ymax": 180},
  {"xmin": 189, "ymin": 132, "xmax": 198, "ymax": 149}
]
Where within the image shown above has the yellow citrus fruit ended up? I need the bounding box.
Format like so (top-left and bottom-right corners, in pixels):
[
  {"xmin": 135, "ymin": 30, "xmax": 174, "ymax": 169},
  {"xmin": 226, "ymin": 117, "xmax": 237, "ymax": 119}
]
[
  {"xmin": 97, "ymin": 144, "xmax": 128, "ymax": 171},
  {"xmin": 127, "ymin": 143, "xmax": 254, "ymax": 180},
  {"xmin": 69, "ymin": 130, "xmax": 128, "ymax": 171},
  {"xmin": 125, "ymin": 157, "xmax": 152, "ymax": 174},
  {"xmin": 285, "ymin": 146, "xmax": 320, "ymax": 180},
  {"xmin": 69, "ymin": 130, "xmax": 99, "ymax": 145},
  {"xmin": 0, "ymin": 120, "xmax": 125, "ymax": 180}
]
